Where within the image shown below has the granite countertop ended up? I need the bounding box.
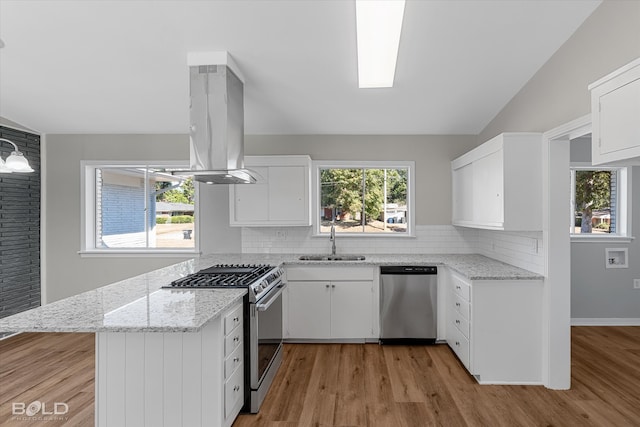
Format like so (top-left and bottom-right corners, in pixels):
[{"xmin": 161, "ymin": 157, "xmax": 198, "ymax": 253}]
[{"xmin": 0, "ymin": 253, "xmax": 542, "ymax": 334}]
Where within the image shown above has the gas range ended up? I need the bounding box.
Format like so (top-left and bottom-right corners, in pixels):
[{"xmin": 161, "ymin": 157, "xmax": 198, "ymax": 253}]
[{"xmin": 164, "ymin": 264, "xmax": 284, "ymax": 302}]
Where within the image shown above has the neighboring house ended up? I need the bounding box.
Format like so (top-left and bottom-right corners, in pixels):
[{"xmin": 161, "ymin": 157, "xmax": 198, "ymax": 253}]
[{"xmin": 156, "ymin": 201, "xmax": 195, "ymax": 217}]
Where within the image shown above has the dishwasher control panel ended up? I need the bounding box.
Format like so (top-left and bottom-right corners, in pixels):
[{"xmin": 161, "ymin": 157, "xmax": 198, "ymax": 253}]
[{"xmin": 380, "ymin": 266, "xmax": 437, "ymax": 274}]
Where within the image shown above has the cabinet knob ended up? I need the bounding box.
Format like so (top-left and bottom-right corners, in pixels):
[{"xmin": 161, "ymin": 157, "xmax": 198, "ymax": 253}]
[
  {"xmin": 233, "ymin": 316, "xmax": 239, "ymax": 322},
  {"xmin": 456, "ymin": 285, "xmax": 461, "ymax": 290},
  {"xmin": 234, "ymin": 357, "xmax": 240, "ymax": 362},
  {"xmin": 234, "ymin": 336, "xmax": 239, "ymax": 342},
  {"xmin": 455, "ymin": 341, "xmax": 460, "ymax": 346},
  {"xmin": 455, "ymin": 320, "xmax": 460, "ymax": 324},
  {"xmin": 332, "ymin": 284, "xmax": 335, "ymax": 288},
  {"xmin": 326, "ymin": 284, "xmax": 330, "ymax": 288},
  {"xmin": 234, "ymin": 385, "xmax": 240, "ymax": 392},
  {"xmin": 455, "ymin": 302, "xmax": 461, "ymax": 307}
]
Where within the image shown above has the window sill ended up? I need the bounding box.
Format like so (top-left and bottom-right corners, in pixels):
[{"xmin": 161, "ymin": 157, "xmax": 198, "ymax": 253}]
[
  {"xmin": 570, "ymin": 235, "xmax": 635, "ymax": 244},
  {"xmin": 78, "ymin": 250, "xmax": 201, "ymax": 258}
]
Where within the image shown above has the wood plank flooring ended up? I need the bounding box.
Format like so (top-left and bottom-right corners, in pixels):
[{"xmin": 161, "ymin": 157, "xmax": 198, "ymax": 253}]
[
  {"xmin": 0, "ymin": 333, "xmax": 95, "ymax": 427},
  {"xmin": 235, "ymin": 327, "xmax": 640, "ymax": 427},
  {"xmin": 1, "ymin": 327, "xmax": 638, "ymax": 426}
]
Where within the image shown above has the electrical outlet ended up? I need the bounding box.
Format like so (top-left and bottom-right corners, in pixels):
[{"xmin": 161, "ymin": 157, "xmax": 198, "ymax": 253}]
[{"xmin": 634, "ymin": 279, "xmax": 640, "ymax": 290}]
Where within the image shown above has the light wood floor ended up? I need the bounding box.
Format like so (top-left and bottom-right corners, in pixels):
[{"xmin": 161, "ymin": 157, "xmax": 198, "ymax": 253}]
[{"xmin": 1, "ymin": 327, "xmax": 639, "ymax": 426}]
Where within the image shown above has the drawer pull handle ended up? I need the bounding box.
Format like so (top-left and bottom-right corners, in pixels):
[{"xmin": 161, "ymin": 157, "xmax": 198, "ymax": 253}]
[
  {"xmin": 456, "ymin": 285, "xmax": 461, "ymax": 290},
  {"xmin": 455, "ymin": 320, "xmax": 461, "ymax": 324},
  {"xmin": 455, "ymin": 341, "xmax": 460, "ymax": 346},
  {"xmin": 234, "ymin": 385, "xmax": 240, "ymax": 392},
  {"xmin": 455, "ymin": 302, "xmax": 461, "ymax": 307},
  {"xmin": 234, "ymin": 357, "xmax": 240, "ymax": 362},
  {"xmin": 233, "ymin": 336, "xmax": 239, "ymax": 342},
  {"xmin": 233, "ymin": 316, "xmax": 239, "ymax": 322}
]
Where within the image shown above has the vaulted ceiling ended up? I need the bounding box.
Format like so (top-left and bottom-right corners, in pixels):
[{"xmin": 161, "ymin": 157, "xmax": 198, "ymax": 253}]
[{"xmin": 0, "ymin": 0, "xmax": 601, "ymax": 135}]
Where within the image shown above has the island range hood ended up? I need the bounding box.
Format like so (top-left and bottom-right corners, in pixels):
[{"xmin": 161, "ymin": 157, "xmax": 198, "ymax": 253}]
[{"xmin": 173, "ymin": 53, "xmax": 257, "ymax": 184}]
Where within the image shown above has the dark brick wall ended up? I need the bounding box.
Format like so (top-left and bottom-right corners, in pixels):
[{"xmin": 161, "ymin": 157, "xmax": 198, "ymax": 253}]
[{"xmin": 0, "ymin": 126, "xmax": 41, "ymax": 323}]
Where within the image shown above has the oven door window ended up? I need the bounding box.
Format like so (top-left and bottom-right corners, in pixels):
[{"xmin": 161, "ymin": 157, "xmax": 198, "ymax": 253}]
[{"xmin": 257, "ymin": 291, "xmax": 283, "ymax": 382}]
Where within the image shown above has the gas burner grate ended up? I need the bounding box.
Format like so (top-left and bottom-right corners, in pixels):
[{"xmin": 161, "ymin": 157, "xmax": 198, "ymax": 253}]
[{"xmin": 167, "ymin": 264, "xmax": 274, "ymax": 288}]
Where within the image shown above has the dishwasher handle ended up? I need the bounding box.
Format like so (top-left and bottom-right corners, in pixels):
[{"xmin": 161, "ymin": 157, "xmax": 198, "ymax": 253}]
[{"xmin": 380, "ymin": 265, "xmax": 437, "ymax": 275}]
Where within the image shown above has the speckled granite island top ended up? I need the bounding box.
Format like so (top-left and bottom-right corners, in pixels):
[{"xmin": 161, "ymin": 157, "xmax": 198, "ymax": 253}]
[{"xmin": 0, "ymin": 253, "xmax": 541, "ymax": 334}]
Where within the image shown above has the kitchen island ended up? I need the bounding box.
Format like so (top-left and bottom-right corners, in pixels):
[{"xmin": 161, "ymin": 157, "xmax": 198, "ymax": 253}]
[{"xmin": 0, "ymin": 253, "xmax": 542, "ymax": 426}]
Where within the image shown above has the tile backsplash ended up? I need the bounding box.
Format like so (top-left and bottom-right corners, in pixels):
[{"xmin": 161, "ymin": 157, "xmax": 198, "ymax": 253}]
[{"xmin": 242, "ymin": 225, "xmax": 544, "ymax": 274}]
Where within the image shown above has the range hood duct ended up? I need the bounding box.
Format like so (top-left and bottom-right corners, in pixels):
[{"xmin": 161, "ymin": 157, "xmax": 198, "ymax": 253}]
[{"xmin": 173, "ymin": 61, "xmax": 257, "ymax": 184}]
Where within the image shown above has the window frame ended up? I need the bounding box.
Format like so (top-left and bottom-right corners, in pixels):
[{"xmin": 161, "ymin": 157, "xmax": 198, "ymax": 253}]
[
  {"xmin": 569, "ymin": 162, "xmax": 633, "ymax": 243},
  {"xmin": 311, "ymin": 160, "xmax": 415, "ymax": 237},
  {"xmin": 80, "ymin": 161, "xmax": 200, "ymax": 257}
]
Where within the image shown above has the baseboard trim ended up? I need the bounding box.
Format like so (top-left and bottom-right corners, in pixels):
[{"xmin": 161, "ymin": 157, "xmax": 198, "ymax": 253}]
[{"xmin": 571, "ymin": 318, "xmax": 640, "ymax": 326}]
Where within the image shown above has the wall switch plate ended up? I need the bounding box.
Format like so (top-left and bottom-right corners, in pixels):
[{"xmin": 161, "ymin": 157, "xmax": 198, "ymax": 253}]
[{"xmin": 634, "ymin": 279, "xmax": 640, "ymax": 289}]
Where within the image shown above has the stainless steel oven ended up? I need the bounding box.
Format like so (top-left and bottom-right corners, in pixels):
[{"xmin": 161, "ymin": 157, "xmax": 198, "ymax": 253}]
[
  {"xmin": 163, "ymin": 264, "xmax": 285, "ymax": 413},
  {"xmin": 249, "ymin": 275, "xmax": 286, "ymax": 412}
]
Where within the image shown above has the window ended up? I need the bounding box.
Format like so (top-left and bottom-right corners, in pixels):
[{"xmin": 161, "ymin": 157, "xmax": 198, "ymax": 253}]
[
  {"xmin": 570, "ymin": 166, "xmax": 629, "ymax": 238},
  {"xmin": 82, "ymin": 162, "xmax": 198, "ymax": 254},
  {"xmin": 313, "ymin": 161, "xmax": 414, "ymax": 236}
]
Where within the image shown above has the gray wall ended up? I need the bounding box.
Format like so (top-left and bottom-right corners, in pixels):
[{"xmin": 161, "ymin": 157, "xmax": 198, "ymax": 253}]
[
  {"xmin": 571, "ymin": 167, "xmax": 640, "ymax": 319},
  {"xmin": 479, "ymin": 1, "xmax": 640, "ymax": 320},
  {"xmin": 479, "ymin": 0, "xmax": 640, "ymax": 142},
  {"xmin": 245, "ymin": 135, "xmax": 478, "ymax": 225},
  {"xmin": 45, "ymin": 134, "xmax": 196, "ymax": 302},
  {"xmin": 45, "ymin": 134, "xmax": 474, "ymax": 301},
  {"xmin": 570, "ymin": 137, "xmax": 640, "ymax": 319}
]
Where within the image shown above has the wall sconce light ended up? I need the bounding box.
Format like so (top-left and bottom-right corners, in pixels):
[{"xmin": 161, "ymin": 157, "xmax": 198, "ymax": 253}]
[{"xmin": 0, "ymin": 138, "xmax": 35, "ymax": 173}]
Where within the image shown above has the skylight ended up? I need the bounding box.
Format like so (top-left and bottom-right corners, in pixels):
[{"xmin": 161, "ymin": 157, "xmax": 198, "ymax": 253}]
[{"xmin": 355, "ymin": 0, "xmax": 406, "ymax": 88}]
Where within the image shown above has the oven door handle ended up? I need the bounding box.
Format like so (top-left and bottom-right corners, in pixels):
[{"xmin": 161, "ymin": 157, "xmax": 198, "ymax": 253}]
[{"xmin": 256, "ymin": 282, "xmax": 287, "ymax": 312}]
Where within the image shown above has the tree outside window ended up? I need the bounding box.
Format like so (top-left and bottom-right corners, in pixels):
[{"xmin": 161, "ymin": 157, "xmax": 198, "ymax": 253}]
[
  {"xmin": 573, "ymin": 169, "xmax": 614, "ymax": 234},
  {"xmin": 319, "ymin": 167, "xmax": 408, "ymax": 233}
]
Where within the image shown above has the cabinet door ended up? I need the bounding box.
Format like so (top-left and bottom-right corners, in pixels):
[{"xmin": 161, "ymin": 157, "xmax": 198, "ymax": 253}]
[
  {"xmin": 330, "ymin": 281, "xmax": 373, "ymax": 339},
  {"xmin": 473, "ymin": 149, "xmax": 504, "ymax": 226},
  {"xmin": 268, "ymin": 166, "xmax": 308, "ymax": 222},
  {"xmin": 597, "ymin": 77, "xmax": 640, "ymax": 158},
  {"xmin": 287, "ymin": 281, "xmax": 331, "ymax": 339},
  {"xmin": 233, "ymin": 167, "xmax": 269, "ymax": 223},
  {"xmin": 452, "ymin": 163, "xmax": 473, "ymax": 224}
]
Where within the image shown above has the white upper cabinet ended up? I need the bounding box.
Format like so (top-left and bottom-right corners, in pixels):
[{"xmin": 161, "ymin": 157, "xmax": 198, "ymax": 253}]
[
  {"xmin": 590, "ymin": 58, "xmax": 640, "ymax": 166},
  {"xmin": 451, "ymin": 133, "xmax": 542, "ymax": 231},
  {"xmin": 229, "ymin": 155, "xmax": 312, "ymax": 226}
]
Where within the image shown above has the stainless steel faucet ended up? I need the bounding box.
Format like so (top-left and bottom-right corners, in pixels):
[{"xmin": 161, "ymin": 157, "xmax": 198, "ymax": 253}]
[{"xmin": 330, "ymin": 223, "xmax": 336, "ymax": 255}]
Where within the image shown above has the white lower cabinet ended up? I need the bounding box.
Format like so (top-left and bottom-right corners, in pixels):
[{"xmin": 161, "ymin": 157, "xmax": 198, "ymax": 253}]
[
  {"xmin": 96, "ymin": 301, "xmax": 244, "ymax": 427},
  {"xmin": 444, "ymin": 267, "xmax": 543, "ymax": 384},
  {"xmin": 284, "ymin": 266, "xmax": 377, "ymax": 341}
]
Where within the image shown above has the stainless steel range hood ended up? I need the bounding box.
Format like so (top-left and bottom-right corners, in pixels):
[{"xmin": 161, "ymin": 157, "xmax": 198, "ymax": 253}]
[{"xmin": 173, "ymin": 54, "xmax": 257, "ymax": 184}]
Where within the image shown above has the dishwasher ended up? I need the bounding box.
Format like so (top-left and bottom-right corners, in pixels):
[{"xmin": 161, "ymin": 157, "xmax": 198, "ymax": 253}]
[{"xmin": 380, "ymin": 265, "xmax": 437, "ymax": 344}]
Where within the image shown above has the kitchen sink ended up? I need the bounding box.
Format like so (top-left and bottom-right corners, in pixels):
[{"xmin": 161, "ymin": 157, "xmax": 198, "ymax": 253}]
[{"xmin": 298, "ymin": 255, "xmax": 366, "ymax": 261}]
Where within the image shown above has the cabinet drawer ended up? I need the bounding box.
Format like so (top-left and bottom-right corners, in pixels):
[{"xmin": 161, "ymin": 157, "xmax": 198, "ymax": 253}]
[
  {"xmin": 448, "ymin": 326, "xmax": 470, "ymax": 370},
  {"xmin": 452, "ymin": 292, "xmax": 470, "ymax": 320},
  {"xmin": 286, "ymin": 266, "xmax": 374, "ymax": 281},
  {"xmin": 225, "ymin": 344, "xmax": 244, "ymax": 379},
  {"xmin": 452, "ymin": 314, "xmax": 470, "ymax": 339},
  {"xmin": 224, "ymin": 363, "xmax": 244, "ymax": 418},
  {"xmin": 224, "ymin": 305, "xmax": 243, "ymax": 335},
  {"xmin": 225, "ymin": 329, "xmax": 243, "ymax": 357},
  {"xmin": 451, "ymin": 273, "xmax": 471, "ymax": 301}
]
